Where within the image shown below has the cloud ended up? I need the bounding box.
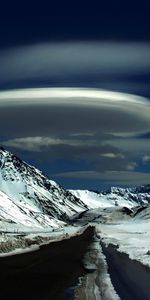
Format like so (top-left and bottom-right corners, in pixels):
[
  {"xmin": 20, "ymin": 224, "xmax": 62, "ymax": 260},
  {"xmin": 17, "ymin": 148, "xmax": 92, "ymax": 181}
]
[
  {"xmin": 55, "ymin": 170, "xmax": 150, "ymax": 186},
  {"xmin": 0, "ymin": 87, "xmax": 149, "ymax": 105},
  {"xmin": 2, "ymin": 134, "xmax": 137, "ymax": 174},
  {"xmin": 126, "ymin": 162, "xmax": 137, "ymax": 171},
  {"xmin": 100, "ymin": 153, "xmax": 125, "ymax": 159},
  {"xmin": 103, "ymin": 138, "xmax": 150, "ymax": 154},
  {"xmin": 3, "ymin": 137, "xmax": 63, "ymax": 152},
  {"xmin": 0, "ymin": 42, "xmax": 150, "ymax": 86},
  {"xmin": 0, "ymin": 87, "xmax": 150, "ymax": 188},
  {"xmin": 2, "ymin": 136, "xmax": 99, "ymax": 151},
  {"xmin": 69, "ymin": 132, "xmax": 95, "ymax": 137},
  {"xmin": 142, "ymin": 155, "xmax": 150, "ymax": 163},
  {"xmin": 0, "ymin": 88, "xmax": 150, "ymax": 138}
]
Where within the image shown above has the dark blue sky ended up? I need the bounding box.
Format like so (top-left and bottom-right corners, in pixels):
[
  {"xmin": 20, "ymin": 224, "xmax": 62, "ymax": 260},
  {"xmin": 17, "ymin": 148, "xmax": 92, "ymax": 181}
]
[
  {"xmin": 0, "ymin": 12, "xmax": 150, "ymax": 191},
  {"xmin": 0, "ymin": 3, "xmax": 150, "ymax": 47}
]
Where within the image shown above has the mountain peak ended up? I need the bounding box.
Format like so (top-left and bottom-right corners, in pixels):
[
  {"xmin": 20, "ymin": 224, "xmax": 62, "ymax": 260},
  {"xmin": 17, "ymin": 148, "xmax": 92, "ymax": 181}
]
[
  {"xmin": 0, "ymin": 146, "xmax": 5, "ymax": 152},
  {"xmin": 0, "ymin": 148, "xmax": 87, "ymax": 229}
]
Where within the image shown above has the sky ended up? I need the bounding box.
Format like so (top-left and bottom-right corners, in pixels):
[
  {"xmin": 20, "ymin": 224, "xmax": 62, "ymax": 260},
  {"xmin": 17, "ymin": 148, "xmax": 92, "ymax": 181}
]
[{"xmin": 0, "ymin": 13, "xmax": 150, "ymax": 191}]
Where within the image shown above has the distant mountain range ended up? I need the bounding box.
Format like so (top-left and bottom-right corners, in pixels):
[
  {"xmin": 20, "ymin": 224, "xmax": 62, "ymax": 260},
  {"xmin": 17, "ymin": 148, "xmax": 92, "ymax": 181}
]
[{"xmin": 70, "ymin": 186, "xmax": 150, "ymax": 209}]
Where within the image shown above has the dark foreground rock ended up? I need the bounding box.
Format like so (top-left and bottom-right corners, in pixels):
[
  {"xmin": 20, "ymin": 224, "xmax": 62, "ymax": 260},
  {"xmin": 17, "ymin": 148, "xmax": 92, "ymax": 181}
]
[
  {"xmin": 101, "ymin": 242, "xmax": 150, "ymax": 300},
  {"xmin": 0, "ymin": 226, "xmax": 95, "ymax": 300}
]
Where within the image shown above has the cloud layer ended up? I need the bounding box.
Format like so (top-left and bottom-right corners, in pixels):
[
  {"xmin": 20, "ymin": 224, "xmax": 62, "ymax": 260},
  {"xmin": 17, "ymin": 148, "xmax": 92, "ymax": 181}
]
[
  {"xmin": 0, "ymin": 87, "xmax": 150, "ymax": 188},
  {"xmin": 55, "ymin": 170, "xmax": 150, "ymax": 186},
  {"xmin": 0, "ymin": 39, "xmax": 150, "ymax": 190},
  {"xmin": 0, "ymin": 42, "xmax": 150, "ymax": 84},
  {"xmin": 0, "ymin": 42, "xmax": 150, "ymax": 101}
]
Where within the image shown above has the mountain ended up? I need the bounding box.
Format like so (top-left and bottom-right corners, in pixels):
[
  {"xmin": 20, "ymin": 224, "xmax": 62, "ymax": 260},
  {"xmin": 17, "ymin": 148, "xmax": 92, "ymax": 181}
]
[
  {"xmin": 106, "ymin": 186, "xmax": 150, "ymax": 206},
  {"xmin": 0, "ymin": 147, "xmax": 149, "ymax": 230},
  {"xmin": 70, "ymin": 186, "xmax": 150, "ymax": 209},
  {"xmin": 0, "ymin": 148, "xmax": 87, "ymax": 229}
]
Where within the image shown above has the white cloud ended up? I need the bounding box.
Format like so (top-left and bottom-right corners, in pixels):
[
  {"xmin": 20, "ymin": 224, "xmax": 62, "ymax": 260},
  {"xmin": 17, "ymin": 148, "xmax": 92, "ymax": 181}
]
[
  {"xmin": 100, "ymin": 153, "xmax": 125, "ymax": 159},
  {"xmin": 0, "ymin": 87, "xmax": 149, "ymax": 105},
  {"xmin": 142, "ymin": 155, "xmax": 150, "ymax": 163},
  {"xmin": 0, "ymin": 42, "xmax": 150, "ymax": 84},
  {"xmin": 2, "ymin": 137, "xmax": 62, "ymax": 151},
  {"xmin": 0, "ymin": 88, "xmax": 150, "ymax": 136},
  {"xmin": 2, "ymin": 136, "xmax": 98, "ymax": 152}
]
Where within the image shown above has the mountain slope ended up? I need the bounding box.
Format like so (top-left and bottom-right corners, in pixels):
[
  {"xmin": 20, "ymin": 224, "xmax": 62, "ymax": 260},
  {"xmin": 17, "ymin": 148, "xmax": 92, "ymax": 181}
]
[
  {"xmin": 0, "ymin": 148, "xmax": 87, "ymax": 229},
  {"xmin": 0, "ymin": 189, "xmax": 63, "ymax": 229},
  {"xmin": 70, "ymin": 186, "xmax": 150, "ymax": 209}
]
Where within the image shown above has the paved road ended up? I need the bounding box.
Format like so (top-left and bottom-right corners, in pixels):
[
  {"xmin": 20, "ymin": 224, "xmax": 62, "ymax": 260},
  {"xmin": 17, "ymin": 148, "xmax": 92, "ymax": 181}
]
[
  {"xmin": 101, "ymin": 242, "xmax": 150, "ymax": 300},
  {"xmin": 0, "ymin": 226, "xmax": 94, "ymax": 300}
]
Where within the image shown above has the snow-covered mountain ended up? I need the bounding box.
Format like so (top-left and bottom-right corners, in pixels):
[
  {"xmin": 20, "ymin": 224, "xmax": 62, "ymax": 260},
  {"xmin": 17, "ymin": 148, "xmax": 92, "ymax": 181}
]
[
  {"xmin": 0, "ymin": 147, "xmax": 149, "ymax": 230},
  {"xmin": 106, "ymin": 186, "xmax": 150, "ymax": 206},
  {"xmin": 70, "ymin": 186, "xmax": 150, "ymax": 209},
  {"xmin": 0, "ymin": 148, "xmax": 87, "ymax": 229}
]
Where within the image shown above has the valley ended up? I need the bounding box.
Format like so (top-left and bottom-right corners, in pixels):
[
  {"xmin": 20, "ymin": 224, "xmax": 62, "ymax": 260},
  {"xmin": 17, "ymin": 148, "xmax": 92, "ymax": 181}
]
[{"xmin": 0, "ymin": 147, "xmax": 150, "ymax": 299}]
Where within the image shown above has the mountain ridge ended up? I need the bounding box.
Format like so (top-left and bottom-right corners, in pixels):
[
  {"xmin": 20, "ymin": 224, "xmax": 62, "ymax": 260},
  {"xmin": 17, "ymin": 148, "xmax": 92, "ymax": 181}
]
[
  {"xmin": 0, "ymin": 148, "xmax": 87, "ymax": 229},
  {"xmin": 0, "ymin": 147, "xmax": 150, "ymax": 230},
  {"xmin": 69, "ymin": 185, "xmax": 150, "ymax": 209}
]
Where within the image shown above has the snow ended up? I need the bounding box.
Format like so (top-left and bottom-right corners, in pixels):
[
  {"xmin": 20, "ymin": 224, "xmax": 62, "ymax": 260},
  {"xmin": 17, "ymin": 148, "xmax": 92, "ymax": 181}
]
[
  {"xmin": 70, "ymin": 190, "xmax": 107, "ymax": 208},
  {"xmin": 81, "ymin": 236, "xmax": 120, "ymax": 300},
  {"xmin": 97, "ymin": 218, "xmax": 150, "ymax": 267},
  {"xmin": 72, "ymin": 203, "xmax": 150, "ymax": 268},
  {"xmin": 0, "ymin": 225, "xmax": 88, "ymax": 256},
  {"xmin": 0, "ymin": 148, "xmax": 86, "ymax": 229},
  {"xmin": 0, "ymin": 146, "xmax": 150, "ymax": 298},
  {"xmin": 69, "ymin": 188, "xmax": 148, "ymax": 209}
]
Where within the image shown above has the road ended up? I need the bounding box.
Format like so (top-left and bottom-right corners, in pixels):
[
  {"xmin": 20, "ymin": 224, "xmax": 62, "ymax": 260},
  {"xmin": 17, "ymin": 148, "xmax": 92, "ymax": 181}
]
[
  {"xmin": 0, "ymin": 226, "xmax": 94, "ymax": 300},
  {"xmin": 101, "ymin": 242, "xmax": 150, "ymax": 300}
]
